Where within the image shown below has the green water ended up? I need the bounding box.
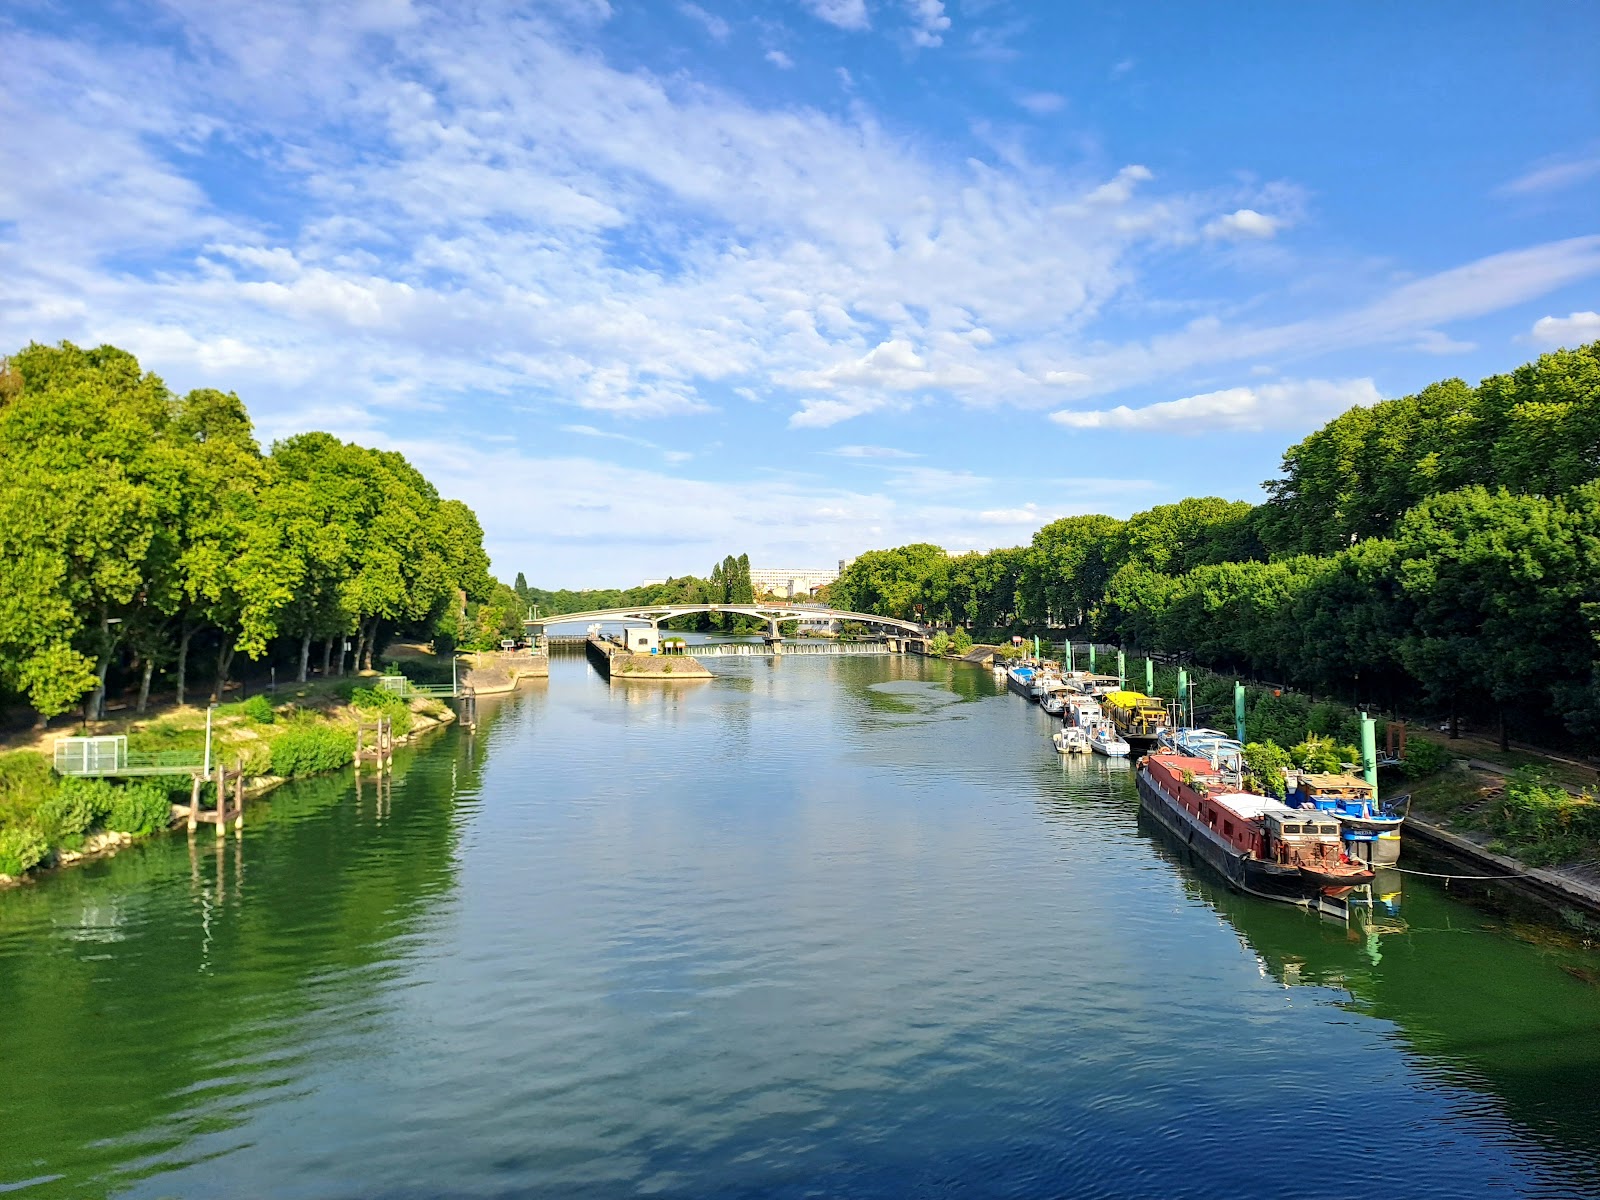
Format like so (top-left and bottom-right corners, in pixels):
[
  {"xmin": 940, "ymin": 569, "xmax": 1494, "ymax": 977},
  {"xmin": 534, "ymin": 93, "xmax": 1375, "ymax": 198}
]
[{"xmin": 3, "ymin": 653, "xmax": 1599, "ymax": 1198}]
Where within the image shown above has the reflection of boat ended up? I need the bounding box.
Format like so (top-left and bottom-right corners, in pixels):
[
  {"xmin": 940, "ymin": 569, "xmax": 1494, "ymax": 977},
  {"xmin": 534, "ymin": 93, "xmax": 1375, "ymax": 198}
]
[
  {"xmin": 1286, "ymin": 772, "xmax": 1407, "ymax": 867},
  {"xmin": 1089, "ymin": 723, "xmax": 1130, "ymax": 757},
  {"xmin": 1053, "ymin": 726, "xmax": 1090, "ymax": 755},
  {"xmin": 1136, "ymin": 752, "xmax": 1374, "ymax": 917}
]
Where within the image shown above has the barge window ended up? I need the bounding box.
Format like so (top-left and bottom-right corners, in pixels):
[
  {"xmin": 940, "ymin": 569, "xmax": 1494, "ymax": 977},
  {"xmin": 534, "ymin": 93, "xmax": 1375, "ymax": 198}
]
[{"xmin": 1223, "ymin": 821, "xmax": 1234, "ymax": 836}]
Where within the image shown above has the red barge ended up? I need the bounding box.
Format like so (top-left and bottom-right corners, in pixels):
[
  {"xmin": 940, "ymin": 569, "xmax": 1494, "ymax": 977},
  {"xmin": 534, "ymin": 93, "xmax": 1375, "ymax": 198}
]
[{"xmin": 1136, "ymin": 751, "xmax": 1375, "ymax": 919}]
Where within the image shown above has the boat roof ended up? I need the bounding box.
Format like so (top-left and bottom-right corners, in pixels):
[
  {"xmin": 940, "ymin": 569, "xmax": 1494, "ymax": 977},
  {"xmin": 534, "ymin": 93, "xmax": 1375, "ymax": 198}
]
[
  {"xmin": 1105, "ymin": 690, "xmax": 1163, "ymax": 707},
  {"xmin": 1216, "ymin": 792, "xmax": 1297, "ymax": 819},
  {"xmin": 1300, "ymin": 773, "xmax": 1371, "ymax": 789}
]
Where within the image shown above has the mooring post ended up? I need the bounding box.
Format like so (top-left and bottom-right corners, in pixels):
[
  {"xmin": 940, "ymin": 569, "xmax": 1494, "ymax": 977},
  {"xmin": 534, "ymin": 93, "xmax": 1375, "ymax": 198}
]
[
  {"xmin": 234, "ymin": 757, "xmax": 244, "ymax": 832},
  {"xmin": 188, "ymin": 774, "xmax": 201, "ymax": 832},
  {"xmin": 1234, "ymin": 681, "xmax": 1247, "ymax": 745},
  {"xmin": 354, "ymin": 725, "xmax": 364, "ymax": 774},
  {"xmin": 1145, "ymin": 657, "xmax": 1154, "ymax": 693},
  {"xmin": 215, "ymin": 762, "xmax": 226, "ymax": 839}
]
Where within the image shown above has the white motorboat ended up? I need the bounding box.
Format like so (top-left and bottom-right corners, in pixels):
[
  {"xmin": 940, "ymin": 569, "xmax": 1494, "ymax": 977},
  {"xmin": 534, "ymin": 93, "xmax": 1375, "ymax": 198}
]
[
  {"xmin": 1052, "ymin": 726, "xmax": 1090, "ymax": 755},
  {"xmin": 1089, "ymin": 722, "xmax": 1130, "ymax": 757}
]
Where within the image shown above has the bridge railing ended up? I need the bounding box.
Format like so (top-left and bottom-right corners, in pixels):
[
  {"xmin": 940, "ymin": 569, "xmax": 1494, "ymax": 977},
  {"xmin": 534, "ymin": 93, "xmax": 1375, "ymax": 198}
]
[{"xmin": 377, "ymin": 674, "xmax": 457, "ymax": 699}]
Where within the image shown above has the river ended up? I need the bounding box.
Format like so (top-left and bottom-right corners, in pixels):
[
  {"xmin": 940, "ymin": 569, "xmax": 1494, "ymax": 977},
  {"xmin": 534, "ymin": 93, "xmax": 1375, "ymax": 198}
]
[{"xmin": 3, "ymin": 653, "xmax": 1600, "ymax": 1198}]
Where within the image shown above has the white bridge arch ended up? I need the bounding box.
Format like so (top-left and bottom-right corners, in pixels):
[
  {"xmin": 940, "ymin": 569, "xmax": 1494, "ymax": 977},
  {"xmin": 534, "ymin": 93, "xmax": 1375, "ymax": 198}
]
[{"xmin": 530, "ymin": 604, "xmax": 928, "ymax": 638}]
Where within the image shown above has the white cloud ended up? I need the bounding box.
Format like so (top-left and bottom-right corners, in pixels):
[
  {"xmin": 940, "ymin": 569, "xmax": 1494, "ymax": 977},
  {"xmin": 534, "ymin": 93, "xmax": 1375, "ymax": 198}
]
[
  {"xmin": 1203, "ymin": 208, "xmax": 1281, "ymax": 240},
  {"xmin": 1497, "ymin": 150, "xmax": 1600, "ymax": 196},
  {"xmin": 798, "ymin": 0, "xmax": 870, "ymax": 31},
  {"xmin": 679, "ymin": 3, "xmax": 730, "ymax": 40},
  {"xmin": 1051, "ymin": 377, "xmax": 1381, "ymax": 434},
  {"xmin": 765, "ymin": 49, "xmax": 795, "ymax": 68},
  {"xmin": 904, "ymin": 0, "xmax": 951, "ymax": 47},
  {"xmin": 1017, "ymin": 92, "xmax": 1066, "ymax": 115},
  {"xmin": 830, "ymin": 444, "xmax": 919, "ymax": 458},
  {"xmin": 1411, "ymin": 329, "xmax": 1476, "ymax": 355},
  {"xmin": 1530, "ymin": 311, "xmax": 1600, "ymax": 347}
]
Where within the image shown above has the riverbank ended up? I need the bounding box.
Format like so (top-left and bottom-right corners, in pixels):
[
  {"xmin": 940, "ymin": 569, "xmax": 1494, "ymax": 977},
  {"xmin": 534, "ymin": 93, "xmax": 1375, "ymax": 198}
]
[
  {"xmin": 0, "ymin": 679, "xmax": 457, "ymax": 887},
  {"xmin": 1393, "ymin": 761, "xmax": 1600, "ymax": 922}
]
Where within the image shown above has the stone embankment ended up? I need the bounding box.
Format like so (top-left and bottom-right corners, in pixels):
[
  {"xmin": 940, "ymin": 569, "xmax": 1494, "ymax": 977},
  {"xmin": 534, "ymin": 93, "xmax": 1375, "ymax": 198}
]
[
  {"xmin": 459, "ymin": 649, "xmax": 549, "ymax": 694},
  {"xmin": 585, "ymin": 637, "xmax": 712, "ymax": 682}
]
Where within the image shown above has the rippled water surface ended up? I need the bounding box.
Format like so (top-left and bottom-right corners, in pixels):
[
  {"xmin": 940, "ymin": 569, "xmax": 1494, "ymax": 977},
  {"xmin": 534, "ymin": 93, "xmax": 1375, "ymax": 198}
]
[{"xmin": 5, "ymin": 653, "xmax": 1600, "ymax": 1198}]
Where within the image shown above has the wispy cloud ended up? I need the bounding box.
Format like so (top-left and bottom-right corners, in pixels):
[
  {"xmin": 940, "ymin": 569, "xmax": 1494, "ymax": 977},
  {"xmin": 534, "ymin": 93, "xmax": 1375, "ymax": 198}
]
[
  {"xmin": 1051, "ymin": 378, "xmax": 1381, "ymax": 434},
  {"xmin": 1017, "ymin": 91, "xmax": 1066, "ymax": 115},
  {"xmin": 798, "ymin": 0, "xmax": 870, "ymax": 31},
  {"xmin": 765, "ymin": 48, "xmax": 795, "ymax": 68},
  {"xmin": 904, "ymin": 0, "xmax": 951, "ymax": 47},
  {"xmin": 829, "ymin": 444, "xmax": 920, "ymax": 458},
  {"xmin": 679, "ymin": 3, "xmax": 730, "ymax": 40},
  {"xmin": 1497, "ymin": 148, "xmax": 1600, "ymax": 196}
]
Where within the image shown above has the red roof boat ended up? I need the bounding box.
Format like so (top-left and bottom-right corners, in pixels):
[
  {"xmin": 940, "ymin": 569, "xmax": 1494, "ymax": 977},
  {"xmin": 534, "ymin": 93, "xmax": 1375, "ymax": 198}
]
[{"xmin": 1136, "ymin": 752, "xmax": 1374, "ymax": 916}]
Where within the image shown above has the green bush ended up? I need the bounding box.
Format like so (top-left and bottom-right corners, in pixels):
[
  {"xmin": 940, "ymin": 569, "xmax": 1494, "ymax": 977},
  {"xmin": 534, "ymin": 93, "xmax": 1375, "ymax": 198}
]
[
  {"xmin": 929, "ymin": 631, "xmax": 952, "ymax": 656},
  {"xmin": 1290, "ymin": 734, "xmax": 1359, "ymax": 774},
  {"xmin": 106, "ymin": 781, "xmax": 174, "ymax": 835},
  {"xmin": 1399, "ymin": 737, "xmax": 1452, "ymax": 779},
  {"xmin": 218, "ymin": 694, "xmax": 276, "ymax": 724},
  {"xmin": 0, "ymin": 750, "xmax": 58, "ymax": 830},
  {"xmin": 1243, "ymin": 741, "xmax": 1292, "ymax": 798},
  {"xmin": 951, "ymin": 627, "xmax": 973, "ymax": 654},
  {"xmin": 270, "ymin": 725, "xmax": 355, "ymax": 777},
  {"xmin": 36, "ymin": 777, "xmax": 117, "ymax": 845},
  {"xmin": 350, "ymin": 686, "xmax": 414, "ymax": 736},
  {"xmin": 0, "ymin": 825, "xmax": 49, "ymax": 876}
]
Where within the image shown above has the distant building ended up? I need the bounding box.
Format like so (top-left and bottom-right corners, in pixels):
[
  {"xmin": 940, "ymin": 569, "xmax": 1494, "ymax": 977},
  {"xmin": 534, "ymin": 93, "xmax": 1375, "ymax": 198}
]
[
  {"xmin": 638, "ymin": 579, "xmax": 667, "ymax": 588},
  {"xmin": 750, "ymin": 565, "xmax": 839, "ymax": 599}
]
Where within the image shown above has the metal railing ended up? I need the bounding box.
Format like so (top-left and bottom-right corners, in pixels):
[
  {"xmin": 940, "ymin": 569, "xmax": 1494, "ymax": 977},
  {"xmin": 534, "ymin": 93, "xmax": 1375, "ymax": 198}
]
[{"xmin": 55, "ymin": 737, "xmax": 205, "ymax": 777}]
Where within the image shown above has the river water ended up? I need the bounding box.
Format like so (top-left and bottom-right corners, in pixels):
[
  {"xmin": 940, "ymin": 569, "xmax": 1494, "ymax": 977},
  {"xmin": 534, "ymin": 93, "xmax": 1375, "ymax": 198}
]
[{"xmin": 4, "ymin": 653, "xmax": 1600, "ymax": 1199}]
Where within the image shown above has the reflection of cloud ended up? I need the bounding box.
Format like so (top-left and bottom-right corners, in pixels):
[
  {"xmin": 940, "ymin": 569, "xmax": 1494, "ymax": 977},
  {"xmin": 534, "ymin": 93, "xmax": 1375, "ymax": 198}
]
[
  {"xmin": 1052, "ymin": 378, "xmax": 1381, "ymax": 434},
  {"xmin": 1530, "ymin": 311, "xmax": 1600, "ymax": 347}
]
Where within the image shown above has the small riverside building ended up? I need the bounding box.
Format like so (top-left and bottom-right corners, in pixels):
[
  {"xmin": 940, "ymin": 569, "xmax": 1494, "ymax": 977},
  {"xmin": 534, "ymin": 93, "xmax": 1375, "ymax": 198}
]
[{"xmin": 621, "ymin": 626, "xmax": 660, "ymax": 654}]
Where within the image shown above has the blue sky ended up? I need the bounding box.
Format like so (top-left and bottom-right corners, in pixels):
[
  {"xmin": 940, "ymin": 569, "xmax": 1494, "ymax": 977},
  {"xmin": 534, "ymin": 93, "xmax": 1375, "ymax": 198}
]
[{"xmin": 2, "ymin": 0, "xmax": 1597, "ymax": 586}]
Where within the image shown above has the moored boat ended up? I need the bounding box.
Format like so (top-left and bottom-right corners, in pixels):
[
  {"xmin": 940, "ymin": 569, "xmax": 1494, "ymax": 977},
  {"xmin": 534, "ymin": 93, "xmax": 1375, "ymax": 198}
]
[
  {"xmin": 1102, "ymin": 690, "xmax": 1170, "ymax": 750},
  {"xmin": 1089, "ymin": 722, "xmax": 1130, "ymax": 757},
  {"xmin": 1052, "ymin": 726, "xmax": 1090, "ymax": 755},
  {"xmin": 1285, "ymin": 772, "xmax": 1408, "ymax": 867},
  {"xmin": 1065, "ymin": 695, "xmax": 1103, "ymax": 730},
  {"xmin": 1136, "ymin": 752, "xmax": 1374, "ymax": 916},
  {"xmin": 1005, "ymin": 664, "xmax": 1037, "ymax": 699},
  {"xmin": 1039, "ymin": 683, "xmax": 1069, "ymax": 716}
]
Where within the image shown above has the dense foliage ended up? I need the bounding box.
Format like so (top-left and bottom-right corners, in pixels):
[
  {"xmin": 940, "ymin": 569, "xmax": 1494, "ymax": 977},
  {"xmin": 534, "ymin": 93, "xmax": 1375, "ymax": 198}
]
[
  {"xmin": 519, "ymin": 552, "xmax": 767, "ymax": 632},
  {"xmin": 830, "ymin": 341, "xmax": 1600, "ymax": 748},
  {"xmin": 0, "ymin": 342, "xmax": 500, "ymax": 718}
]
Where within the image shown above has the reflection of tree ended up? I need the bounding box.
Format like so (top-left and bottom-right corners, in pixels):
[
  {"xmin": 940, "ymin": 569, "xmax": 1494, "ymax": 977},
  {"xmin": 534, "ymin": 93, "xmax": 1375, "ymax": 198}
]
[
  {"xmin": 1132, "ymin": 807, "xmax": 1600, "ymax": 1187},
  {"xmin": 0, "ymin": 729, "xmax": 470, "ymax": 1195}
]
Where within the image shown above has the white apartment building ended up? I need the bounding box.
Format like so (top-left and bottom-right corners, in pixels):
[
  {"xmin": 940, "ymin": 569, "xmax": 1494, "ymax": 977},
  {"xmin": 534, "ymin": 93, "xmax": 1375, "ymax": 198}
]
[{"xmin": 749, "ymin": 565, "xmax": 839, "ymax": 599}]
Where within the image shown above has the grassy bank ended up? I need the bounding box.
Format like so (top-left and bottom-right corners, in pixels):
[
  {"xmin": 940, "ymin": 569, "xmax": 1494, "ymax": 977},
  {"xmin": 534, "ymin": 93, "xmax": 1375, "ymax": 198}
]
[{"xmin": 0, "ymin": 680, "xmax": 453, "ymax": 884}]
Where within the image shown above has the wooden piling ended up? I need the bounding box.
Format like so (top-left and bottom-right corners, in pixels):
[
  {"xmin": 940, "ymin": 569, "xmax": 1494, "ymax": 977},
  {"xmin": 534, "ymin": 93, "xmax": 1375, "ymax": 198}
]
[{"xmin": 188, "ymin": 774, "xmax": 201, "ymax": 832}]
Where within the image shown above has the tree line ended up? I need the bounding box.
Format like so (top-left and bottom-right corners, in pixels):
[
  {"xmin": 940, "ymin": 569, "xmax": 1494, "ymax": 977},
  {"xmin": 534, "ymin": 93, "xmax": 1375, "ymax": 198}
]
[
  {"xmin": 828, "ymin": 341, "xmax": 1600, "ymax": 748},
  {"xmin": 516, "ymin": 554, "xmax": 771, "ymax": 633},
  {"xmin": 0, "ymin": 342, "xmax": 510, "ymax": 724}
]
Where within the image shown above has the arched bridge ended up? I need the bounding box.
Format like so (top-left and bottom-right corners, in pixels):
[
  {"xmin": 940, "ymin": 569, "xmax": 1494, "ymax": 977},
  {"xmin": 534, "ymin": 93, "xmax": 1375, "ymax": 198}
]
[{"xmin": 530, "ymin": 604, "xmax": 928, "ymax": 640}]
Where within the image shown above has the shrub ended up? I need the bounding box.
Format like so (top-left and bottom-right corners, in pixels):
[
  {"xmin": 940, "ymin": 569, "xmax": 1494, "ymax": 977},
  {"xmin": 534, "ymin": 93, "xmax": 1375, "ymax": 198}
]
[
  {"xmin": 0, "ymin": 750, "xmax": 58, "ymax": 830},
  {"xmin": 37, "ymin": 777, "xmax": 117, "ymax": 844},
  {"xmin": 219, "ymin": 695, "xmax": 277, "ymax": 724},
  {"xmin": 951, "ymin": 628, "xmax": 973, "ymax": 654},
  {"xmin": 1290, "ymin": 735, "xmax": 1359, "ymax": 774},
  {"xmin": 1399, "ymin": 738, "xmax": 1452, "ymax": 779},
  {"xmin": 1243, "ymin": 741, "xmax": 1292, "ymax": 798},
  {"xmin": 350, "ymin": 686, "xmax": 414, "ymax": 736},
  {"xmin": 270, "ymin": 725, "xmax": 355, "ymax": 777},
  {"xmin": 928, "ymin": 632, "xmax": 952, "ymax": 656},
  {"xmin": 107, "ymin": 781, "xmax": 174, "ymax": 835},
  {"xmin": 0, "ymin": 825, "xmax": 49, "ymax": 876}
]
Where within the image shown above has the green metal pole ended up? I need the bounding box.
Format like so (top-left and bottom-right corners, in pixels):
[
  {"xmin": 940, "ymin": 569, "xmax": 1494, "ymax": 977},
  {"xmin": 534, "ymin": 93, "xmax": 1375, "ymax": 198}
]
[
  {"xmin": 1064, "ymin": 641, "xmax": 1072, "ymax": 672},
  {"xmin": 1089, "ymin": 643, "xmax": 1097, "ymax": 672},
  {"xmin": 1234, "ymin": 681, "xmax": 1247, "ymax": 744},
  {"xmin": 1033, "ymin": 635, "xmax": 1040, "ymax": 660},
  {"xmin": 1145, "ymin": 657, "xmax": 1154, "ymax": 694},
  {"xmin": 1117, "ymin": 650, "xmax": 1126, "ymax": 690},
  {"xmin": 1361, "ymin": 712, "xmax": 1378, "ymax": 790},
  {"xmin": 1178, "ymin": 669, "xmax": 1189, "ymax": 720}
]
